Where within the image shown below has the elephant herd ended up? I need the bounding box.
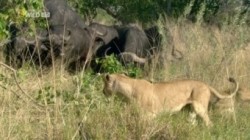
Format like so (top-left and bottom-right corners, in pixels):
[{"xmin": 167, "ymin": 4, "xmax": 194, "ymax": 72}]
[{"xmin": 3, "ymin": 0, "xmax": 182, "ymax": 72}]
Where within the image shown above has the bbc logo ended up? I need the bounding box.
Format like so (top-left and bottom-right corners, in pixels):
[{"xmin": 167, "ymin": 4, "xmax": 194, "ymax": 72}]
[{"xmin": 26, "ymin": 11, "xmax": 50, "ymax": 18}]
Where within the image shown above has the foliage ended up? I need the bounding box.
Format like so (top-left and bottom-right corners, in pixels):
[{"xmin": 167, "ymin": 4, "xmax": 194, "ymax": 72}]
[
  {"xmin": 78, "ymin": 0, "xmax": 159, "ymax": 23},
  {"xmin": 96, "ymin": 54, "xmax": 124, "ymax": 73},
  {"xmin": 96, "ymin": 54, "xmax": 142, "ymax": 77},
  {"xmin": 0, "ymin": 0, "xmax": 45, "ymax": 39},
  {"xmin": 35, "ymin": 86, "xmax": 75, "ymax": 104},
  {"xmin": 79, "ymin": 0, "xmax": 250, "ymax": 25}
]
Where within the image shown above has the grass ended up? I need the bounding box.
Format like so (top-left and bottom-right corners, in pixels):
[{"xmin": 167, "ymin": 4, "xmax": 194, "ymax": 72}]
[{"xmin": 0, "ymin": 18, "xmax": 250, "ymax": 139}]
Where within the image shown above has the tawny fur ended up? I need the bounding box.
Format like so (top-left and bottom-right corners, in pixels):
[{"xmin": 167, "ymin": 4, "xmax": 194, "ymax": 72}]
[{"xmin": 102, "ymin": 74, "xmax": 239, "ymax": 127}]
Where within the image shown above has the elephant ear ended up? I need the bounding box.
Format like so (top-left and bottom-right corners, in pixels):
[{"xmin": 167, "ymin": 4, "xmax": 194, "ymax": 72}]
[
  {"xmin": 93, "ymin": 29, "xmax": 109, "ymax": 45},
  {"xmin": 86, "ymin": 27, "xmax": 106, "ymax": 44},
  {"xmin": 89, "ymin": 23, "xmax": 119, "ymax": 45},
  {"xmin": 97, "ymin": 29, "xmax": 119, "ymax": 45}
]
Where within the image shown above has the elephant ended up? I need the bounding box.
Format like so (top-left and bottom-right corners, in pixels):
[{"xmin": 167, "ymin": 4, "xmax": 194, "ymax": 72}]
[
  {"xmin": 48, "ymin": 25, "xmax": 106, "ymax": 72},
  {"xmin": 89, "ymin": 23, "xmax": 151, "ymax": 64},
  {"xmin": 4, "ymin": 22, "xmax": 50, "ymax": 68},
  {"xmin": 44, "ymin": 0, "xmax": 106, "ymax": 72},
  {"xmin": 44, "ymin": 0, "xmax": 87, "ymax": 30},
  {"xmin": 89, "ymin": 23, "xmax": 184, "ymax": 72}
]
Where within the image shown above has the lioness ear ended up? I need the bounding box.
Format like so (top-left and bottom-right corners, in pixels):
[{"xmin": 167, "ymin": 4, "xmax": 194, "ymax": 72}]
[
  {"xmin": 105, "ymin": 74, "xmax": 110, "ymax": 81},
  {"xmin": 121, "ymin": 72, "xmax": 128, "ymax": 76}
]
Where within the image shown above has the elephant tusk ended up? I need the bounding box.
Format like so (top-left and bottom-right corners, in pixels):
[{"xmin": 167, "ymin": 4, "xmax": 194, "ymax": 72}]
[
  {"xmin": 119, "ymin": 52, "xmax": 147, "ymax": 64},
  {"xmin": 59, "ymin": 34, "xmax": 70, "ymax": 41},
  {"xmin": 104, "ymin": 47, "xmax": 112, "ymax": 57},
  {"xmin": 22, "ymin": 37, "xmax": 36, "ymax": 44},
  {"xmin": 96, "ymin": 31, "xmax": 105, "ymax": 36},
  {"xmin": 36, "ymin": 35, "xmax": 48, "ymax": 41},
  {"xmin": 40, "ymin": 44, "xmax": 48, "ymax": 51}
]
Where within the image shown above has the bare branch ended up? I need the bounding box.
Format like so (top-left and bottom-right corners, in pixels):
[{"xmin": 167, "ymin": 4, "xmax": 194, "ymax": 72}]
[{"xmin": 0, "ymin": 62, "xmax": 45, "ymax": 110}]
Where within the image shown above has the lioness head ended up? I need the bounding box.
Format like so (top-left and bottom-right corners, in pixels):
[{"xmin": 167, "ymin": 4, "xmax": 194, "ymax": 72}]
[
  {"xmin": 102, "ymin": 74, "xmax": 133, "ymax": 98},
  {"xmin": 102, "ymin": 74, "xmax": 125, "ymax": 96},
  {"xmin": 102, "ymin": 74, "xmax": 114, "ymax": 96}
]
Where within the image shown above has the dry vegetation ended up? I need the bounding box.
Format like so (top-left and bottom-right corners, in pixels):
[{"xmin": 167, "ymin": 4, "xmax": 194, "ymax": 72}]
[{"xmin": 0, "ymin": 19, "xmax": 250, "ymax": 139}]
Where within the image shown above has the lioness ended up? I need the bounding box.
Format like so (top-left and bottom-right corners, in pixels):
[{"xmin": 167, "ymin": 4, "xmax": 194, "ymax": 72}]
[{"xmin": 102, "ymin": 74, "xmax": 239, "ymax": 127}]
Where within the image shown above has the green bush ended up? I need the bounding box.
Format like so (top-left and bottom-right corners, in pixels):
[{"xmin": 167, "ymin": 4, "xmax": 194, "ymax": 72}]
[{"xmin": 96, "ymin": 54, "xmax": 142, "ymax": 77}]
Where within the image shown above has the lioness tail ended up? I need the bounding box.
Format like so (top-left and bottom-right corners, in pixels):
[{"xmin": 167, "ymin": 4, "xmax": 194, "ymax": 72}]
[{"xmin": 209, "ymin": 77, "xmax": 239, "ymax": 99}]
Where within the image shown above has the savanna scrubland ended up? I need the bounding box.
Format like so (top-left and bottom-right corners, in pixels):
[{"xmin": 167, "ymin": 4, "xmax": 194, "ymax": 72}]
[{"xmin": 0, "ymin": 0, "xmax": 250, "ymax": 139}]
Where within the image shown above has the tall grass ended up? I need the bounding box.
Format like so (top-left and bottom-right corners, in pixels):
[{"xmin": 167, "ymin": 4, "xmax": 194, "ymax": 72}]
[{"xmin": 0, "ymin": 17, "xmax": 250, "ymax": 139}]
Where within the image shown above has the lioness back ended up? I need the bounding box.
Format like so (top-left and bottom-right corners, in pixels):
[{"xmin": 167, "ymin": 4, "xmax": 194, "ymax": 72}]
[{"xmin": 152, "ymin": 80, "xmax": 211, "ymax": 111}]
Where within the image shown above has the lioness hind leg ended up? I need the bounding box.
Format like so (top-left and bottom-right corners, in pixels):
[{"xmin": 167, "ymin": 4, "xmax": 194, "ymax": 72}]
[{"xmin": 192, "ymin": 102, "xmax": 213, "ymax": 127}]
